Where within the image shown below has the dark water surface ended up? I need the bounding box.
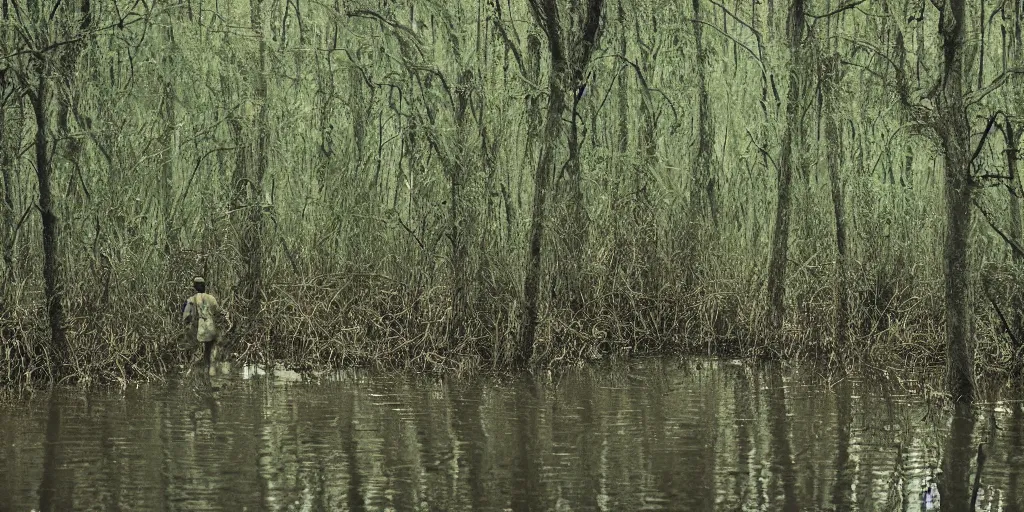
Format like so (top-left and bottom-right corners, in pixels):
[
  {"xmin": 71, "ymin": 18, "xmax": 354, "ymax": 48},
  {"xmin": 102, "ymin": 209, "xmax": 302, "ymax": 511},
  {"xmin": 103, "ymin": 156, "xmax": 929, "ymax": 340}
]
[{"xmin": 2, "ymin": 359, "xmax": 1022, "ymax": 511}]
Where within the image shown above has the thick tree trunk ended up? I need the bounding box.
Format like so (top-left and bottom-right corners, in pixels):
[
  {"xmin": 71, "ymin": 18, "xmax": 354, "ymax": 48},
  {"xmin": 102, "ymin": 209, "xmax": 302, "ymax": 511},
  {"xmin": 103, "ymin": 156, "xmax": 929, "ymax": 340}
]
[
  {"xmin": 519, "ymin": 58, "xmax": 566, "ymax": 367},
  {"xmin": 519, "ymin": 0, "xmax": 604, "ymax": 365},
  {"xmin": 937, "ymin": 0, "xmax": 975, "ymax": 400},
  {"xmin": 766, "ymin": 0, "xmax": 804, "ymax": 333},
  {"xmin": 31, "ymin": 72, "xmax": 69, "ymax": 375}
]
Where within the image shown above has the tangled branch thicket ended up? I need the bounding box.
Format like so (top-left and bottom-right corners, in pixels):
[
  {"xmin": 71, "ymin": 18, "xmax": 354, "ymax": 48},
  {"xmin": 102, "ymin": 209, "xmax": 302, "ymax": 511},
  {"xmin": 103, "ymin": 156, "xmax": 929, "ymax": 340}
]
[{"xmin": 0, "ymin": 0, "xmax": 1022, "ymax": 385}]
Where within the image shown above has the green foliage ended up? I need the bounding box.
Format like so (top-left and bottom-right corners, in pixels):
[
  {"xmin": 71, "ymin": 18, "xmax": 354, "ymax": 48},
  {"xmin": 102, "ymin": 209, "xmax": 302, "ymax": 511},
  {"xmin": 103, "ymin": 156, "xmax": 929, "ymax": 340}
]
[{"xmin": 0, "ymin": 0, "xmax": 1021, "ymax": 384}]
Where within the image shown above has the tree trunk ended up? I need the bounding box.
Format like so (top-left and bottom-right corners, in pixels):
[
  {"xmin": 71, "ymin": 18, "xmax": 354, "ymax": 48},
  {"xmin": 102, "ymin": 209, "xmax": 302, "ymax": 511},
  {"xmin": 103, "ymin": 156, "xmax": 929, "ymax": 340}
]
[
  {"xmin": 822, "ymin": 53, "xmax": 849, "ymax": 350},
  {"xmin": 450, "ymin": 69, "xmax": 473, "ymax": 341},
  {"xmin": 616, "ymin": 0, "xmax": 629, "ymax": 159},
  {"xmin": 519, "ymin": 49, "xmax": 566, "ymax": 367},
  {"xmin": 825, "ymin": 112, "xmax": 849, "ymax": 349},
  {"xmin": 766, "ymin": 0, "xmax": 805, "ymax": 333},
  {"xmin": 611, "ymin": 1, "xmax": 630, "ymax": 277},
  {"xmin": 31, "ymin": 71, "xmax": 69, "ymax": 376},
  {"xmin": 691, "ymin": 0, "xmax": 718, "ymax": 226},
  {"xmin": 937, "ymin": 0, "xmax": 975, "ymax": 400},
  {"xmin": 635, "ymin": 80, "xmax": 658, "ymax": 287},
  {"xmin": 1007, "ymin": 122, "xmax": 1023, "ymax": 355},
  {"xmin": 350, "ymin": 59, "xmax": 366, "ymax": 183},
  {"xmin": 245, "ymin": 0, "xmax": 268, "ymax": 319},
  {"xmin": 522, "ymin": 34, "xmax": 543, "ymax": 214},
  {"xmin": 0, "ymin": 96, "xmax": 16, "ymax": 289},
  {"xmin": 160, "ymin": 21, "xmax": 178, "ymax": 253},
  {"xmin": 519, "ymin": 0, "xmax": 604, "ymax": 365},
  {"xmin": 560, "ymin": 81, "xmax": 588, "ymax": 308}
]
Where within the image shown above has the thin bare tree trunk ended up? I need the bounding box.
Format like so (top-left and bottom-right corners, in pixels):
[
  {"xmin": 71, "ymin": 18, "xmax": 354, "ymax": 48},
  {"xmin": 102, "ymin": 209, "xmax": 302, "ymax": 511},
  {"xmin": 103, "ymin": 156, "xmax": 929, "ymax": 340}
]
[
  {"xmin": 1004, "ymin": 22, "xmax": 1023, "ymax": 353},
  {"xmin": 561, "ymin": 79, "xmax": 588, "ymax": 307},
  {"xmin": 0, "ymin": 96, "xmax": 16, "ymax": 289},
  {"xmin": 825, "ymin": 109, "xmax": 848, "ymax": 348},
  {"xmin": 450, "ymin": 69, "xmax": 473, "ymax": 341},
  {"xmin": 30, "ymin": 70, "xmax": 69, "ymax": 375},
  {"xmin": 611, "ymin": 0, "xmax": 630, "ymax": 278},
  {"xmin": 766, "ymin": 0, "xmax": 805, "ymax": 333},
  {"xmin": 161, "ymin": 21, "xmax": 178, "ymax": 253},
  {"xmin": 350, "ymin": 60, "xmax": 367, "ymax": 184},
  {"xmin": 820, "ymin": 52, "xmax": 849, "ymax": 350},
  {"xmin": 522, "ymin": 34, "xmax": 543, "ymax": 215},
  {"xmin": 236, "ymin": 0, "xmax": 268, "ymax": 320},
  {"xmin": 1007, "ymin": 122, "xmax": 1024, "ymax": 360},
  {"xmin": 691, "ymin": 0, "xmax": 718, "ymax": 226}
]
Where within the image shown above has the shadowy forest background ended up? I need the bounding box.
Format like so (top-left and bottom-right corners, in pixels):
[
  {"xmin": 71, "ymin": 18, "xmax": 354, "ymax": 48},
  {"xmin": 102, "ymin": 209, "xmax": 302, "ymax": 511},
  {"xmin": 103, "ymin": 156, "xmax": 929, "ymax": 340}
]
[{"xmin": 0, "ymin": 0, "xmax": 1022, "ymax": 391}]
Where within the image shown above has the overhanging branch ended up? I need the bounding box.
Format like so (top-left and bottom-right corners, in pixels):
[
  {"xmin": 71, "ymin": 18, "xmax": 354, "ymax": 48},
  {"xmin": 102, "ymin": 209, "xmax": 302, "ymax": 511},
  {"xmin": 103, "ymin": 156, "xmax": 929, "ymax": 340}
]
[
  {"xmin": 807, "ymin": 0, "xmax": 869, "ymax": 18},
  {"xmin": 967, "ymin": 68, "xmax": 1024, "ymax": 106},
  {"xmin": 974, "ymin": 198, "xmax": 1024, "ymax": 259}
]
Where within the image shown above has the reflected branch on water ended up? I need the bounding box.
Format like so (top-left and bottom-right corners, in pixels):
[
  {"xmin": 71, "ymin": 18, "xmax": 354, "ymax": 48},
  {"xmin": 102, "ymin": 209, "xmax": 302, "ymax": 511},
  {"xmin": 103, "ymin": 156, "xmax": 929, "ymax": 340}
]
[
  {"xmin": 767, "ymin": 367, "xmax": 800, "ymax": 512},
  {"xmin": 1008, "ymin": 403, "xmax": 1023, "ymax": 512},
  {"xmin": 4, "ymin": 361, "xmax": 1024, "ymax": 512},
  {"xmin": 37, "ymin": 392, "xmax": 63, "ymax": 512},
  {"xmin": 832, "ymin": 379, "xmax": 853, "ymax": 512}
]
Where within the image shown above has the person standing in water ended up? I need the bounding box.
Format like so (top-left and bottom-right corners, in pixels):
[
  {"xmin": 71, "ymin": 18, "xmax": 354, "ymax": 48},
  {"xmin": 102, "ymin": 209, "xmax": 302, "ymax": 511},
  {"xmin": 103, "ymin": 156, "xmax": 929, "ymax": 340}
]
[{"xmin": 182, "ymin": 277, "xmax": 228, "ymax": 372}]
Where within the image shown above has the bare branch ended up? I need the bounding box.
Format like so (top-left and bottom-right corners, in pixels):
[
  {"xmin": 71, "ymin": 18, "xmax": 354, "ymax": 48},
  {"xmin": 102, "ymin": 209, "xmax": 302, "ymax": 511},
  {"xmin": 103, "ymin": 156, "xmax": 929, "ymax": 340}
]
[
  {"xmin": 976, "ymin": 198, "xmax": 1024, "ymax": 259},
  {"xmin": 746, "ymin": 129, "xmax": 782, "ymax": 175},
  {"xmin": 806, "ymin": 0, "xmax": 869, "ymax": 19},
  {"xmin": 346, "ymin": 9, "xmax": 423, "ymax": 49},
  {"xmin": 705, "ymin": 0, "xmax": 764, "ymax": 42},
  {"xmin": 489, "ymin": 9, "xmax": 526, "ymax": 76},
  {"xmin": 967, "ymin": 68, "xmax": 1024, "ymax": 106},
  {"xmin": 689, "ymin": 19, "xmax": 765, "ymax": 72},
  {"xmin": 1, "ymin": 14, "xmax": 149, "ymax": 61},
  {"xmin": 970, "ymin": 111, "xmax": 1002, "ymax": 168},
  {"xmin": 983, "ymin": 282, "xmax": 1022, "ymax": 351}
]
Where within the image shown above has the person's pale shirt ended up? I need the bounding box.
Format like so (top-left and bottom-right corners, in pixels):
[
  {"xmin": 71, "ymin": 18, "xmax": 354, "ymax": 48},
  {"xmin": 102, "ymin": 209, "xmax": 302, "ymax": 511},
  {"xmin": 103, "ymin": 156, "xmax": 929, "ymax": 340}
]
[{"xmin": 182, "ymin": 292, "xmax": 222, "ymax": 343}]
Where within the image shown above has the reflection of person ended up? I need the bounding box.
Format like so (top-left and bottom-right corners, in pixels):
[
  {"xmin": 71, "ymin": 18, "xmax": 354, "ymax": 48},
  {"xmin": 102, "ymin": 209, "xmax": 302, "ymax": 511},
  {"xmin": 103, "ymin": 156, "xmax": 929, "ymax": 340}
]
[{"xmin": 182, "ymin": 277, "xmax": 228, "ymax": 372}]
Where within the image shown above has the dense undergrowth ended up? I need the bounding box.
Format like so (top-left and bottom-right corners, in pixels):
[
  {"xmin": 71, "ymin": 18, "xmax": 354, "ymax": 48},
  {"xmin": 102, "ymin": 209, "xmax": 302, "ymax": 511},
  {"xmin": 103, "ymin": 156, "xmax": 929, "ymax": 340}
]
[
  {"xmin": 2, "ymin": 228, "xmax": 1022, "ymax": 387},
  {"xmin": 1, "ymin": 0, "xmax": 1022, "ymax": 390}
]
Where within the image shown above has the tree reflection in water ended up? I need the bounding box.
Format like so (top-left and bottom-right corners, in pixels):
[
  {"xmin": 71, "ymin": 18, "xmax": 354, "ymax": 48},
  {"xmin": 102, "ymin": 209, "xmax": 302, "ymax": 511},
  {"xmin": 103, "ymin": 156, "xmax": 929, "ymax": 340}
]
[{"xmin": 3, "ymin": 361, "xmax": 1023, "ymax": 511}]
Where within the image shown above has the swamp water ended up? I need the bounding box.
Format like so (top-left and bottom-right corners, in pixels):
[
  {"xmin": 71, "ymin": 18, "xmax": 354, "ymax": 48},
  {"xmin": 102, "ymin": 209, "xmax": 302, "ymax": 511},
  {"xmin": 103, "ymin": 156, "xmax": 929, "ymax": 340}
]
[{"xmin": 1, "ymin": 359, "xmax": 1022, "ymax": 511}]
